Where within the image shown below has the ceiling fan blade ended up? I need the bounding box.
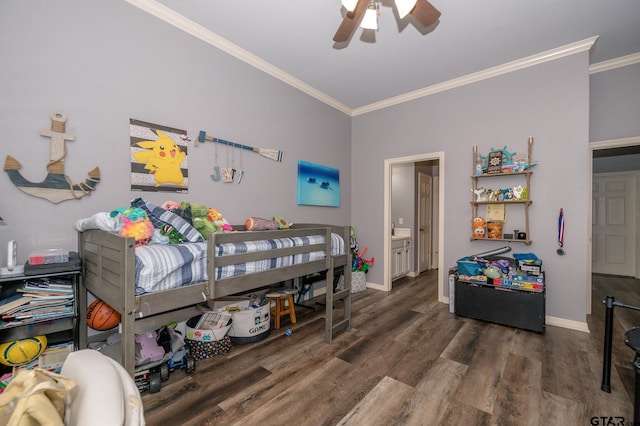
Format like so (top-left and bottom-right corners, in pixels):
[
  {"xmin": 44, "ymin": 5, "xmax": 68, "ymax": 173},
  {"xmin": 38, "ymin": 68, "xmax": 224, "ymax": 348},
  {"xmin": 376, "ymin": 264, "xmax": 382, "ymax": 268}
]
[
  {"xmin": 410, "ymin": 0, "xmax": 441, "ymax": 28},
  {"xmin": 333, "ymin": 0, "xmax": 369, "ymax": 43}
]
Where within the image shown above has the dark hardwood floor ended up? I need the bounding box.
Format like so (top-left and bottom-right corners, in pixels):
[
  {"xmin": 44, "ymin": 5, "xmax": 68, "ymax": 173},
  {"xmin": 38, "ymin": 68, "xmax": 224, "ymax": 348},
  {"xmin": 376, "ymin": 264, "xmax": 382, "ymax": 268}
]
[{"xmin": 142, "ymin": 271, "xmax": 639, "ymax": 425}]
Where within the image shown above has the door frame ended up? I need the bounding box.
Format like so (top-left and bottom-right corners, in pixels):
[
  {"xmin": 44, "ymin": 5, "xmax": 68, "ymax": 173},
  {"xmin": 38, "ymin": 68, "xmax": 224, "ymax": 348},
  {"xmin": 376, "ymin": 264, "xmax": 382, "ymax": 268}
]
[
  {"xmin": 588, "ymin": 135, "xmax": 640, "ymax": 314},
  {"xmin": 384, "ymin": 151, "xmax": 445, "ymax": 303}
]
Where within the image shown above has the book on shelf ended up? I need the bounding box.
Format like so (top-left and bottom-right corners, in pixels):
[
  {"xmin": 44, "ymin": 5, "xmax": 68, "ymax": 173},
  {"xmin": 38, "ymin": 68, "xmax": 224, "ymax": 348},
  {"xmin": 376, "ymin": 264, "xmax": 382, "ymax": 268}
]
[
  {"xmin": 20, "ymin": 284, "xmax": 72, "ymax": 294},
  {"xmin": 17, "ymin": 291, "xmax": 73, "ymax": 300},
  {"xmin": 8, "ymin": 309, "xmax": 74, "ymax": 320},
  {"xmin": 3, "ymin": 299, "xmax": 72, "ymax": 315},
  {"xmin": 0, "ymin": 294, "xmax": 33, "ymax": 314}
]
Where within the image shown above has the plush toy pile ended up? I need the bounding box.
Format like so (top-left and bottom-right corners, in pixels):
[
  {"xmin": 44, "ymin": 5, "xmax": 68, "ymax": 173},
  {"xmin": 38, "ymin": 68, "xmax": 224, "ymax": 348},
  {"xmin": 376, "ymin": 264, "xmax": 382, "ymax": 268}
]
[
  {"xmin": 110, "ymin": 207, "xmax": 154, "ymax": 247},
  {"xmin": 160, "ymin": 200, "xmax": 233, "ymax": 240}
]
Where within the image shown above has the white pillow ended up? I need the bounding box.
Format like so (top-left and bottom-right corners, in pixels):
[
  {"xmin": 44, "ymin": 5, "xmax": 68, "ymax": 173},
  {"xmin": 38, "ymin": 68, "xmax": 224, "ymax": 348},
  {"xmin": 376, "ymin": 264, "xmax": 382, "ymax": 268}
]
[
  {"xmin": 104, "ymin": 353, "xmax": 146, "ymax": 426},
  {"xmin": 61, "ymin": 349, "xmax": 125, "ymax": 426}
]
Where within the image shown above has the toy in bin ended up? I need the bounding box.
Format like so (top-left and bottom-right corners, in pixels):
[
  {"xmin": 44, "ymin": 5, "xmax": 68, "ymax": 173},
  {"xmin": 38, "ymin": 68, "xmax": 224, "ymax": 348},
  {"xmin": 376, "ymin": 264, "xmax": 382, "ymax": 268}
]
[{"xmin": 513, "ymin": 252, "xmax": 542, "ymax": 275}]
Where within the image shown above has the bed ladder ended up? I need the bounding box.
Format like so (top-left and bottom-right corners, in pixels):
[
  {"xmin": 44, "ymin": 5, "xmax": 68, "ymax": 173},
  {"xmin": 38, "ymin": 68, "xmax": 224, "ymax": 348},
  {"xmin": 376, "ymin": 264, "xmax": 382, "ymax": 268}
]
[{"xmin": 325, "ymin": 262, "xmax": 352, "ymax": 343}]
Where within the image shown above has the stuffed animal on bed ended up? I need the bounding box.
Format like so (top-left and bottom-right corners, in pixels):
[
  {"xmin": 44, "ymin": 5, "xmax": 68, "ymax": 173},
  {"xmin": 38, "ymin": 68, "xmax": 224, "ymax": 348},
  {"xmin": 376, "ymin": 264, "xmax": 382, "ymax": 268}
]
[
  {"xmin": 208, "ymin": 208, "xmax": 233, "ymax": 232},
  {"xmin": 176, "ymin": 201, "xmax": 211, "ymax": 238},
  {"xmin": 179, "ymin": 201, "xmax": 233, "ymax": 237},
  {"xmin": 110, "ymin": 207, "xmax": 154, "ymax": 247},
  {"xmin": 159, "ymin": 224, "xmax": 186, "ymax": 244},
  {"xmin": 245, "ymin": 217, "xmax": 279, "ymax": 231}
]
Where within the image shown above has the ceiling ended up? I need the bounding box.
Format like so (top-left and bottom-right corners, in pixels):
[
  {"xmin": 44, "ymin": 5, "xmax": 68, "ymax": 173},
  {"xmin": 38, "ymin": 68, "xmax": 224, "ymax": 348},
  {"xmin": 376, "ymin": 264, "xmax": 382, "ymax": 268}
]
[{"xmin": 134, "ymin": 0, "xmax": 640, "ymax": 114}]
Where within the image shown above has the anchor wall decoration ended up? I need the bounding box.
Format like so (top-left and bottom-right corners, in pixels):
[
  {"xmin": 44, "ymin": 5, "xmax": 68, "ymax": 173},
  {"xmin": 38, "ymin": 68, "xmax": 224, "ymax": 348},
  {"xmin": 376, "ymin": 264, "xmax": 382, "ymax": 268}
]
[{"xmin": 4, "ymin": 111, "xmax": 100, "ymax": 204}]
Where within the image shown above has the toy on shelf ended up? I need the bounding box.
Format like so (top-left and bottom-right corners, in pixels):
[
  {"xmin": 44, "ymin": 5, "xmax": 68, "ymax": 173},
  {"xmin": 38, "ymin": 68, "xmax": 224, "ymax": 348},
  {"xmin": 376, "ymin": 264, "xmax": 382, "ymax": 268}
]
[{"xmin": 473, "ymin": 217, "xmax": 486, "ymax": 238}]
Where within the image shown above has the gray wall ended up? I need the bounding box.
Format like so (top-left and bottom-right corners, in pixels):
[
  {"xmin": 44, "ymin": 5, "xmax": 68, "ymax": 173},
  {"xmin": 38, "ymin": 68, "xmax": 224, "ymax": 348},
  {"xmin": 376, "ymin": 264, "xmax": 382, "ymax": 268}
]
[
  {"xmin": 0, "ymin": 1, "xmax": 351, "ymax": 262},
  {"xmin": 391, "ymin": 163, "xmax": 415, "ymax": 232},
  {"xmin": 352, "ymin": 53, "xmax": 591, "ymax": 324},
  {"xmin": 590, "ymin": 63, "xmax": 640, "ymax": 142}
]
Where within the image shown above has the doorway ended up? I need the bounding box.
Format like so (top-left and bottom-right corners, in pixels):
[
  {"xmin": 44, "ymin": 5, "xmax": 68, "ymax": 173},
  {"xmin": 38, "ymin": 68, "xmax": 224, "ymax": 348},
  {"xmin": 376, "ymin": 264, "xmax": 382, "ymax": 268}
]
[
  {"xmin": 384, "ymin": 152, "xmax": 446, "ymax": 304},
  {"xmin": 588, "ymin": 136, "xmax": 640, "ymax": 315}
]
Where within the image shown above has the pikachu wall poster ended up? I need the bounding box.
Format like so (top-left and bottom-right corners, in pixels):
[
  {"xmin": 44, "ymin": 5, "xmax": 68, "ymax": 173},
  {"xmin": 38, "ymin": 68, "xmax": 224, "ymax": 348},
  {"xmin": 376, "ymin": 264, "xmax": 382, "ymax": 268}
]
[{"xmin": 130, "ymin": 119, "xmax": 189, "ymax": 193}]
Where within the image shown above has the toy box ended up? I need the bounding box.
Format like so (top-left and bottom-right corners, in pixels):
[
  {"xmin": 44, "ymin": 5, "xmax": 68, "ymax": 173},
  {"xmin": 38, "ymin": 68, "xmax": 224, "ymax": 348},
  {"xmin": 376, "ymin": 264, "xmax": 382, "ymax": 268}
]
[
  {"xmin": 493, "ymin": 272, "xmax": 544, "ymax": 292},
  {"xmin": 209, "ymin": 297, "xmax": 270, "ymax": 344}
]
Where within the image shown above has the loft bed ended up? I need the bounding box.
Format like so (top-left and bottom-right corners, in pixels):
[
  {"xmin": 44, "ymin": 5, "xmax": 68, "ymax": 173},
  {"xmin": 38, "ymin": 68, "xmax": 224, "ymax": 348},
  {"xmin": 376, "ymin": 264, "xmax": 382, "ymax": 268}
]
[{"xmin": 77, "ymin": 223, "xmax": 352, "ymax": 377}]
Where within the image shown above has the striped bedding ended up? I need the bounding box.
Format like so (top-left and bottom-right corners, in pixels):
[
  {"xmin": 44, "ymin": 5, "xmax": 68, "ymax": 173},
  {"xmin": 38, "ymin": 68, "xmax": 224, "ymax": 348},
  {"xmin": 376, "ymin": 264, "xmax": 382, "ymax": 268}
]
[{"xmin": 134, "ymin": 233, "xmax": 345, "ymax": 294}]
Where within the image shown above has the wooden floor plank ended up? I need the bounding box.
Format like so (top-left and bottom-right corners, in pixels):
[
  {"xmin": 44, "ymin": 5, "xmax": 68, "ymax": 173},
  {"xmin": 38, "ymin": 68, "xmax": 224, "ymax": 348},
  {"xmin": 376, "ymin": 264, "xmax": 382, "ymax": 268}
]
[
  {"xmin": 490, "ymin": 353, "xmax": 542, "ymax": 425},
  {"xmin": 400, "ymin": 357, "xmax": 468, "ymax": 425},
  {"xmin": 336, "ymin": 376, "xmax": 415, "ymax": 426},
  {"xmin": 452, "ymin": 324, "xmax": 515, "ymax": 414}
]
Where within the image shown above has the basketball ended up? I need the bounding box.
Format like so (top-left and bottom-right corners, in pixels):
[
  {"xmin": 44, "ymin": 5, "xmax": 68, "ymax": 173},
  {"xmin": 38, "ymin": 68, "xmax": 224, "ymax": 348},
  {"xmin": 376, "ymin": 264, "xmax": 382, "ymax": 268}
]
[
  {"xmin": 87, "ymin": 299, "xmax": 121, "ymax": 331},
  {"xmin": 0, "ymin": 335, "xmax": 47, "ymax": 366}
]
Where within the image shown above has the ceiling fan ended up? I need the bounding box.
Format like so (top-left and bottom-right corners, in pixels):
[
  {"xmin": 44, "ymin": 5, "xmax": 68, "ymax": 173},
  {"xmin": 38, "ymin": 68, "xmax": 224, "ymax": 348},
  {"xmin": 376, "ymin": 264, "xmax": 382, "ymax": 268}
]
[{"xmin": 333, "ymin": 0, "xmax": 441, "ymax": 43}]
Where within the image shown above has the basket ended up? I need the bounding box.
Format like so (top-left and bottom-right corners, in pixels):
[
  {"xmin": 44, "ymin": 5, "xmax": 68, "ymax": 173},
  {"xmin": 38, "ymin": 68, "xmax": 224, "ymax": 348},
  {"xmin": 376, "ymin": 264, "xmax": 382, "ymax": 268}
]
[
  {"xmin": 185, "ymin": 316, "xmax": 233, "ymax": 360},
  {"xmin": 185, "ymin": 336, "xmax": 231, "ymax": 360},
  {"xmin": 351, "ymin": 271, "xmax": 367, "ymax": 293}
]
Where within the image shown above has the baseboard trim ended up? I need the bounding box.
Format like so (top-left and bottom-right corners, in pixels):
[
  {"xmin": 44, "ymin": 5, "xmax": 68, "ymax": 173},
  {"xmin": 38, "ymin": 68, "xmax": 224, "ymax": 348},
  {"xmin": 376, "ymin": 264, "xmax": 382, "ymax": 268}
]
[
  {"xmin": 366, "ymin": 282, "xmax": 386, "ymax": 291},
  {"xmin": 545, "ymin": 316, "xmax": 590, "ymax": 333}
]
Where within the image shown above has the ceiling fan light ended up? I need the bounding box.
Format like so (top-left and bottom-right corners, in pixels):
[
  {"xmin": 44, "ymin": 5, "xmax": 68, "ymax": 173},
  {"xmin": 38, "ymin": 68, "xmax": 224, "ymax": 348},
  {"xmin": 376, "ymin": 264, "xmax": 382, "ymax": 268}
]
[
  {"xmin": 360, "ymin": 7, "xmax": 378, "ymax": 30},
  {"xmin": 341, "ymin": 0, "xmax": 358, "ymax": 12},
  {"xmin": 395, "ymin": 0, "xmax": 417, "ymax": 18}
]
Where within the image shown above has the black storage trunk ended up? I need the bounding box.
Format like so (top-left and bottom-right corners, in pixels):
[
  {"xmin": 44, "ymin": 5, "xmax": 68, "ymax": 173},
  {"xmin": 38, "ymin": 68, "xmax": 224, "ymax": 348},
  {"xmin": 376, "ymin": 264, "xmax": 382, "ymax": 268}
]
[{"xmin": 454, "ymin": 277, "xmax": 545, "ymax": 333}]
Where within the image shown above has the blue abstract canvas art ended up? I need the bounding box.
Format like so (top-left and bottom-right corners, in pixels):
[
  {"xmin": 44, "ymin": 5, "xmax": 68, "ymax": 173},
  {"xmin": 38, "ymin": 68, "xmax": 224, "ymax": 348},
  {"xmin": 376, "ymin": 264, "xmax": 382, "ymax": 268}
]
[{"xmin": 297, "ymin": 160, "xmax": 340, "ymax": 207}]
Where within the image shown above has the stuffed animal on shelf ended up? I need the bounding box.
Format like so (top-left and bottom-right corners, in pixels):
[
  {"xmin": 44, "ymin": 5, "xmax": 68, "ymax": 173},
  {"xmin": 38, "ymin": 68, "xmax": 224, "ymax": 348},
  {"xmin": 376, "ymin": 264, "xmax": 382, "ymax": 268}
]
[
  {"xmin": 486, "ymin": 222, "xmax": 503, "ymax": 239},
  {"xmin": 472, "ymin": 217, "xmax": 486, "ymax": 238}
]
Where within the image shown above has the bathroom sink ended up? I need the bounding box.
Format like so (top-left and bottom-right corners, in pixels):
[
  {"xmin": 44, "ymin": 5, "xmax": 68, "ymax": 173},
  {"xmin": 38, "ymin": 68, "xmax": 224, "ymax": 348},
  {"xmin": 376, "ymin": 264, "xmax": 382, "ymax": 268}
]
[{"xmin": 392, "ymin": 228, "xmax": 411, "ymax": 240}]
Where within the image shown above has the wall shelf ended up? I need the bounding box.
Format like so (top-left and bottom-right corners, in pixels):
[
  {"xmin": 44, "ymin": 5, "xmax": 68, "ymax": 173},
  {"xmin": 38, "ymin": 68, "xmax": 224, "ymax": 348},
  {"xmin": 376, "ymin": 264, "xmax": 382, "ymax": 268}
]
[{"xmin": 470, "ymin": 138, "xmax": 534, "ymax": 244}]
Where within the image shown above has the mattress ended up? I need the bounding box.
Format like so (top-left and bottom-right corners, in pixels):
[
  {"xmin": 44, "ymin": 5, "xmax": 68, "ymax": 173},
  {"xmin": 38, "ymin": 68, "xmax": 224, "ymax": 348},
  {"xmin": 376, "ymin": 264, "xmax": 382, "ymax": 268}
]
[{"xmin": 134, "ymin": 233, "xmax": 345, "ymax": 294}]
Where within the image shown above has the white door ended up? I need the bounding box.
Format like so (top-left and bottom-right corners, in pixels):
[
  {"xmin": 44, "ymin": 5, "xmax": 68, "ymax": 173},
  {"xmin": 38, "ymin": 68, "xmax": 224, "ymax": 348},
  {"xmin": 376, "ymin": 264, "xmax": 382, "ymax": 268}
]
[
  {"xmin": 418, "ymin": 173, "xmax": 432, "ymax": 273},
  {"xmin": 592, "ymin": 172, "xmax": 637, "ymax": 277},
  {"xmin": 432, "ymin": 175, "xmax": 440, "ymax": 269}
]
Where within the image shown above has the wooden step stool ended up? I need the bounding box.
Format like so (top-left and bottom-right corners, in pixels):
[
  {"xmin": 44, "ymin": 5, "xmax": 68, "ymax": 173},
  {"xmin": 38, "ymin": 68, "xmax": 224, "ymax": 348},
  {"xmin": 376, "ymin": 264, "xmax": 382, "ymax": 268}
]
[{"xmin": 266, "ymin": 290, "xmax": 297, "ymax": 329}]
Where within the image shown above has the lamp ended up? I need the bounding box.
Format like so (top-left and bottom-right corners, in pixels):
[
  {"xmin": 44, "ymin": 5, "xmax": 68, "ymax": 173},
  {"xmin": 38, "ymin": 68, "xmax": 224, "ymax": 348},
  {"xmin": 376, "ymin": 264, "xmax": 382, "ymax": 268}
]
[
  {"xmin": 360, "ymin": 0, "xmax": 379, "ymax": 30},
  {"xmin": 395, "ymin": 0, "xmax": 417, "ymax": 18}
]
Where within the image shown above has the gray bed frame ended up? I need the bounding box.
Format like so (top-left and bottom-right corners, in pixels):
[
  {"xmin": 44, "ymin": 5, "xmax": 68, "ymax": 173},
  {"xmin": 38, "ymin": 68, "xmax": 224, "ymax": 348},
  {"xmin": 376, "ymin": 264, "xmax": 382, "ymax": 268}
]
[{"xmin": 77, "ymin": 223, "xmax": 352, "ymax": 376}]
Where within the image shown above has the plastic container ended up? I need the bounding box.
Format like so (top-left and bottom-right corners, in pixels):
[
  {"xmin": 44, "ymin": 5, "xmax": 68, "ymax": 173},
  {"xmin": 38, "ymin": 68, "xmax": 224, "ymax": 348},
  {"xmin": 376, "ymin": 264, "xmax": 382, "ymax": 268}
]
[{"xmin": 28, "ymin": 249, "xmax": 69, "ymax": 265}]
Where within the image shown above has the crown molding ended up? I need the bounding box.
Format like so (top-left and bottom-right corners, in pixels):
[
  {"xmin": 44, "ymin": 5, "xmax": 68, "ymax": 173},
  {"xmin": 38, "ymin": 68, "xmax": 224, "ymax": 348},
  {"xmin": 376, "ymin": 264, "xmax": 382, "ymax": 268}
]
[
  {"xmin": 590, "ymin": 135, "xmax": 640, "ymax": 148},
  {"xmin": 589, "ymin": 52, "xmax": 640, "ymax": 74},
  {"xmin": 124, "ymin": 0, "xmax": 352, "ymax": 115},
  {"xmin": 352, "ymin": 36, "xmax": 599, "ymax": 116}
]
